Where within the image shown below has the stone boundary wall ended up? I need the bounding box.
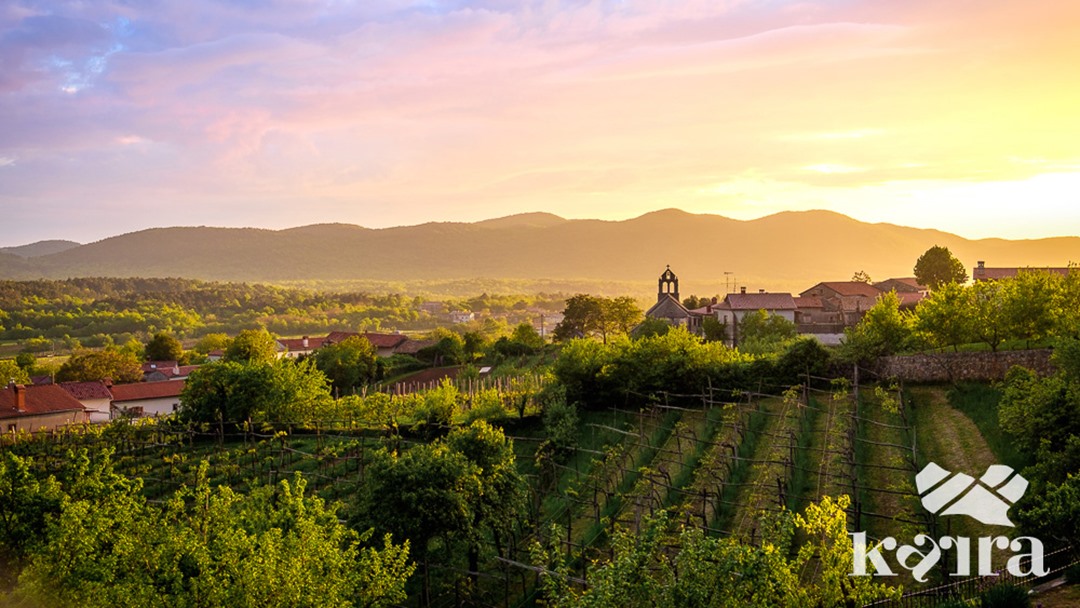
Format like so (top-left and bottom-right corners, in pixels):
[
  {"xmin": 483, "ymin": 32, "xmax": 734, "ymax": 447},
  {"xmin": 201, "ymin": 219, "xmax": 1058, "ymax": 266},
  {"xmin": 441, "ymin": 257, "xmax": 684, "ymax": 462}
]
[{"xmin": 877, "ymin": 349, "xmax": 1055, "ymax": 383}]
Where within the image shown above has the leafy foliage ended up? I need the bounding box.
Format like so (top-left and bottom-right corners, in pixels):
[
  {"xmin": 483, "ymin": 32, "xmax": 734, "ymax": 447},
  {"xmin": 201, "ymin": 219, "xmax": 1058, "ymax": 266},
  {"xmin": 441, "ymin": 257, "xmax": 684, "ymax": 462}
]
[
  {"xmin": 224, "ymin": 328, "xmax": 279, "ymax": 364},
  {"xmin": 144, "ymin": 331, "xmax": 184, "ymax": 362},
  {"xmin": 736, "ymin": 309, "xmax": 797, "ymax": 354},
  {"xmin": 534, "ymin": 496, "xmax": 898, "ymax": 608},
  {"xmin": 553, "ymin": 294, "xmax": 642, "ymax": 344},
  {"xmin": 913, "ymin": 245, "xmax": 966, "ymax": 289},
  {"xmin": 313, "ymin": 335, "xmax": 379, "ymax": 395},
  {"xmin": 4, "ymin": 452, "xmax": 413, "ymax": 608},
  {"xmin": 56, "ymin": 348, "xmax": 143, "ymax": 383},
  {"xmin": 180, "ymin": 359, "xmax": 333, "ymax": 424}
]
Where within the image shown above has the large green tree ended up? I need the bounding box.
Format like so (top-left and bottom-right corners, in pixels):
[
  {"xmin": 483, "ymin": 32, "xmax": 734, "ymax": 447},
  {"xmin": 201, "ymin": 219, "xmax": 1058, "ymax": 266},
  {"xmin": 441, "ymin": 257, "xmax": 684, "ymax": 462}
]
[
  {"xmin": 913, "ymin": 245, "xmax": 967, "ymax": 289},
  {"xmin": 224, "ymin": 328, "xmax": 279, "ymax": 364},
  {"xmin": 736, "ymin": 309, "xmax": 797, "ymax": 354},
  {"xmin": 56, "ymin": 349, "xmax": 143, "ymax": 383},
  {"xmin": 840, "ymin": 292, "xmax": 913, "ymax": 363},
  {"xmin": 313, "ymin": 335, "xmax": 379, "ymax": 395},
  {"xmin": 913, "ymin": 281, "xmax": 973, "ymax": 351},
  {"xmin": 144, "ymin": 331, "xmax": 184, "ymax": 362},
  {"xmin": 553, "ymin": 295, "xmax": 642, "ymax": 344},
  {"xmin": 180, "ymin": 359, "xmax": 333, "ymax": 424}
]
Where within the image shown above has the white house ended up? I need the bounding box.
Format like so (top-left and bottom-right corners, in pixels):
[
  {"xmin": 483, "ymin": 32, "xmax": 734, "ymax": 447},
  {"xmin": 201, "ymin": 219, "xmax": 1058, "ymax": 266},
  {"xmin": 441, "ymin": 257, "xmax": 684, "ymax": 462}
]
[
  {"xmin": 110, "ymin": 380, "xmax": 185, "ymax": 419},
  {"xmin": 58, "ymin": 380, "xmax": 113, "ymax": 423}
]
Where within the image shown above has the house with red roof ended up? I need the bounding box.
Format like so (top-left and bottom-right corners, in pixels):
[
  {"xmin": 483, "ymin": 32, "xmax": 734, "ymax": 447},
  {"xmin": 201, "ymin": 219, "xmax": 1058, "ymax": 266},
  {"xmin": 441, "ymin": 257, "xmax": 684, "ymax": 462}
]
[
  {"xmin": 800, "ymin": 281, "xmax": 883, "ymax": 326},
  {"xmin": 1, "ymin": 382, "xmax": 88, "ymax": 433},
  {"xmin": 277, "ymin": 331, "xmax": 417, "ymax": 358},
  {"xmin": 704, "ymin": 288, "xmax": 797, "ymax": 346},
  {"xmin": 58, "ymin": 380, "xmax": 113, "ymax": 423},
  {"xmin": 972, "ymin": 260, "xmax": 1072, "ymax": 282},
  {"xmin": 110, "ymin": 380, "xmax": 185, "ymax": 419}
]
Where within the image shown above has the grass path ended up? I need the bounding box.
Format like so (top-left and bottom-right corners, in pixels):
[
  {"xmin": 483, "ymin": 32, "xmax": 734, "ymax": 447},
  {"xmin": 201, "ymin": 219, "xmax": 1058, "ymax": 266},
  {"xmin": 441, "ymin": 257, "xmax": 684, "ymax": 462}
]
[{"xmin": 909, "ymin": 386, "xmax": 996, "ymax": 477}]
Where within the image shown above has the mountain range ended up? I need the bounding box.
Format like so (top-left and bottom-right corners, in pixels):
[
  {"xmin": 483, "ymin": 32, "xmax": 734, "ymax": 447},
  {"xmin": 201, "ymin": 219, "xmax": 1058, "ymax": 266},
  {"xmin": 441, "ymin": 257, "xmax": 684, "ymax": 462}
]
[{"xmin": 1, "ymin": 210, "xmax": 1076, "ymax": 295}]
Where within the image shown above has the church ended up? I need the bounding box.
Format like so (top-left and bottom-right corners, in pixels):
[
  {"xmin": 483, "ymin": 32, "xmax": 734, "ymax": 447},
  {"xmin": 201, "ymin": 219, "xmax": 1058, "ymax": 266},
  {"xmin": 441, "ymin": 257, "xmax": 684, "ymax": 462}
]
[{"xmin": 643, "ymin": 266, "xmax": 703, "ymax": 333}]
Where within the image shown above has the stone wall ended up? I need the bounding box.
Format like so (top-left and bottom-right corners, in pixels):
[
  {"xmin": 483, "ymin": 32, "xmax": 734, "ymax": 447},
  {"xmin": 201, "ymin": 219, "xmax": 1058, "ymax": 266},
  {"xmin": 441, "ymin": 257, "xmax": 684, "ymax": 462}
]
[{"xmin": 877, "ymin": 349, "xmax": 1055, "ymax": 383}]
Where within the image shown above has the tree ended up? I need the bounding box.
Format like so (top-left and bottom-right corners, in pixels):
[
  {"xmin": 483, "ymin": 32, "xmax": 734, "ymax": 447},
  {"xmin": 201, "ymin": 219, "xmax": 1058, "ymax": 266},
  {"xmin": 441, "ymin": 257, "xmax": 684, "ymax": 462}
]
[
  {"xmin": 1002, "ymin": 269, "xmax": 1061, "ymax": 348},
  {"xmin": 913, "ymin": 245, "xmax": 967, "ymax": 289},
  {"xmin": 0, "ymin": 360, "xmax": 31, "ymax": 385},
  {"xmin": 968, "ymin": 279, "xmax": 1009, "ymax": 351},
  {"xmin": 180, "ymin": 359, "xmax": 333, "ymax": 424},
  {"xmin": 144, "ymin": 331, "xmax": 183, "ymax": 361},
  {"xmin": 852, "ymin": 270, "xmax": 872, "ymax": 283},
  {"xmin": 193, "ymin": 333, "xmax": 231, "ymax": 355},
  {"xmin": 56, "ymin": 349, "xmax": 143, "ymax": 383},
  {"xmin": 313, "ymin": 335, "xmax": 379, "ymax": 395},
  {"xmin": 224, "ymin": 328, "xmax": 278, "ymax": 364},
  {"xmin": 358, "ymin": 442, "xmax": 480, "ymax": 605},
  {"xmin": 553, "ymin": 295, "xmax": 642, "ymax": 344},
  {"xmin": 913, "ymin": 281, "xmax": 973, "ymax": 351},
  {"xmin": 736, "ymin": 309, "xmax": 797, "ymax": 353},
  {"xmin": 840, "ymin": 292, "xmax": 913, "ymax": 363},
  {"xmin": 445, "ymin": 421, "xmax": 526, "ymax": 582},
  {"xmin": 633, "ymin": 317, "xmax": 671, "ymax": 339}
]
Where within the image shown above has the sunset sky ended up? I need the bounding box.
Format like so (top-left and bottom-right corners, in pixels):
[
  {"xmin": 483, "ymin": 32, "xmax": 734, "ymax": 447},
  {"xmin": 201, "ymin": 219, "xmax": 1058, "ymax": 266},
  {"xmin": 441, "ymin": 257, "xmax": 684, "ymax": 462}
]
[{"xmin": 2, "ymin": 0, "xmax": 1079, "ymax": 247}]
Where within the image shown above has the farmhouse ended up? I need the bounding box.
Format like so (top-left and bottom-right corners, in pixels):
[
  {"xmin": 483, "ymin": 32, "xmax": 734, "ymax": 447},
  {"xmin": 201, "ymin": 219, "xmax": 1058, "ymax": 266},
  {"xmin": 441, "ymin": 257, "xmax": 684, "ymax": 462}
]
[
  {"xmin": 58, "ymin": 380, "xmax": 113, "ymax": 423},
  {"xmin": 708, "ymin": 288, "xmax": 797, "ymax": 346},
  {"xmin": 110, "ymin": 380, "xmax": 185, "ymax": 419},
  {"xmin": 972, "ymin": 260, "xmax": 1072, "ymax": 282},
  {"xmin": 1, "ymin": 382, "xmax": 88, "ymax": 433},
  {"xmin": 277, "ymin": 331, "xmax": 422, "ymax": 358}
]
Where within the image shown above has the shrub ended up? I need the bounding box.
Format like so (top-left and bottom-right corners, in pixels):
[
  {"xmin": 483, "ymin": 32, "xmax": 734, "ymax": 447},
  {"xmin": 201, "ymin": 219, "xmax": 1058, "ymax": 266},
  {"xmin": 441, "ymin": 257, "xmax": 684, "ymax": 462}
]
[{"xmin": 979, "ymin": 583, "xmax": 1030, "ymax": 608}]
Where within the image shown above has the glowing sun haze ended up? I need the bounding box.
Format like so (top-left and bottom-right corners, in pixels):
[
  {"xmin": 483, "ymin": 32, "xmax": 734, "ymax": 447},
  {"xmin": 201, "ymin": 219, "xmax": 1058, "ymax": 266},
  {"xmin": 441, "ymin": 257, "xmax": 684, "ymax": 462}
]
[{"xmin": 2, "ymin": 0, "xmax": 1079, "ymax": 246}]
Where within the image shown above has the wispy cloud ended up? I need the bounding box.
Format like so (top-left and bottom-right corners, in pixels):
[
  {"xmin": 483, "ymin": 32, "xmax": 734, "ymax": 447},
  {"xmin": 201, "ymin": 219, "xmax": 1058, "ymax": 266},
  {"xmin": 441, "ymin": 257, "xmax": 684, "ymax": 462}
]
[{"xmin": 1, "ymin": 0, "xmax": 1078, "ymax": 244}]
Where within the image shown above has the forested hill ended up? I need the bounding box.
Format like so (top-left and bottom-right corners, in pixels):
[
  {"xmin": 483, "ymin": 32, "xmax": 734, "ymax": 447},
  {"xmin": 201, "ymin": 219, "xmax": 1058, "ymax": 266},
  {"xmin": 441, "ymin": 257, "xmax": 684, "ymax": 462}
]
[{"xmin": 2, "ymin": 210, "xmax": 1076, "ymax": 292}]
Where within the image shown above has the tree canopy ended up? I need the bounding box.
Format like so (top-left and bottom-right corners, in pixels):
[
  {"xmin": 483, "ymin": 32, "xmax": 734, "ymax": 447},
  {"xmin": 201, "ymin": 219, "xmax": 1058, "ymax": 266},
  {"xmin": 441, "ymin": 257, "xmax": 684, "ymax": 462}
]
[
  {"xmin": 913, "ymin": 245, "xmax": 967, "ymax": 289},
  {"xmin": 553, "ymin": 295, "xmax": 642, "ymax": 344},
  {"xmin": 144, "ymin": 331, "xmax": 184, "ymax": 362},
  {"xmin": 56, "ymin": 349, "xmax": 143, "ymax": 383},
  {"xmin": 313, "ymin": 335, "xmax": 379, "ymax": 395},
  {"xmin": 180, "ymin": 359, "xmax": 333, "ymax": 424}
]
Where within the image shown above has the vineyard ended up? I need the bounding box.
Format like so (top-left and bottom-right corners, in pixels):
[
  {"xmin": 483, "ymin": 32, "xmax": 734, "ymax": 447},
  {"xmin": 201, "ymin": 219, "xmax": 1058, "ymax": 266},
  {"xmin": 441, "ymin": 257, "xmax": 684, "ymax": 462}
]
[{"xmin": 1, "ymin": 377, "xmax": 1073, "ymax": 607}]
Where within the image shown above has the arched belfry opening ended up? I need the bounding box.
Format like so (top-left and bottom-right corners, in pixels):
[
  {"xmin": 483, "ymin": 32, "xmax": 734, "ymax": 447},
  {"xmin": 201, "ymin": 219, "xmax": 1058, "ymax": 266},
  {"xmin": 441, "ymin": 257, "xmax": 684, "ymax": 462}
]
[{"xmin": 658, "ymin": 265, "xmax": 679, "ymax": 302}]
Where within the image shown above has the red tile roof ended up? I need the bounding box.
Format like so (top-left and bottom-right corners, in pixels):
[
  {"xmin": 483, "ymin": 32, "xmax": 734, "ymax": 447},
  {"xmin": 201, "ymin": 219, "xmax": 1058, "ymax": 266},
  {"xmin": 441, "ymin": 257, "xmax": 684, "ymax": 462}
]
[
  {"xmin": 110, "ymin": 380, "xmax": 186, "ymax": 403},
  {"xmin": 802, "ymin": 282, "xmax": 882, "ymax": 298},
  {"xmin": 393, "ymin": 339, "xmax": 436, "ymax": 355},
  {"xmin": 794, "ymin": 296, "xmax": 824, "ymax": 309},
  {"xmin": 277, "ymin": 336, "xmax": 331, "ymax": 352},
  {"xmin": 723, "ymin": 292, "xmax": 797, "ymax": 310},
  {"xmin": 59, "ymin": 381, "xmax": 113, "ymax": 401},
  {"xmin": 360, "ymin": 332, "xmax": 409, "ymax": 349},
  {"xmin": 874, "ymin": 277, "xmax": 926, "ymax": 292},
  {"xmin": 896, "ymin": 292, "xmax": 926, "ymax": 308},
  {"xmin": 141, "ymin": 361, "xmax": 178, "ymax": 373},
  {"xmin": 972, "ymin": 266, "xmax": 1071, "ymax": 281},
  {"xmin": 0, "ymin": 384, "xmax": 85, "ymax": 419},
  {"xmin": 177, "ymin": 365, "xmax": 200, "ymax": 376}
]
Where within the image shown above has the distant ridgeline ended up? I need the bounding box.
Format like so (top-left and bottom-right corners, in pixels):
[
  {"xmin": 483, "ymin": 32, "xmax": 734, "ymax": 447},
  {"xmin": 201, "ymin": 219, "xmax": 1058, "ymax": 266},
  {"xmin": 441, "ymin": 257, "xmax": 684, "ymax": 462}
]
[{"xmin": 0, "ymin": 211, "xmax": 1075, "ymax": 291}]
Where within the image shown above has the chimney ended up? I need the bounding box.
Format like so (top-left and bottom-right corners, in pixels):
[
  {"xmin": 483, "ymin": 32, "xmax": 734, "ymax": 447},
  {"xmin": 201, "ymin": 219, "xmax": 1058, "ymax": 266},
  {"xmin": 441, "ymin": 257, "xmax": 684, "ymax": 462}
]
[
  {"xmin": 302, "ymin": 336, "xmax": 309, "ymax": 348},
  {"xmin": 711, "ymin": 297, "xmax": 718, "ymax": 305},
  {"xmin": 759, "ymin": 289, "xmax": 765, "ymax": 294},
  {"xmin": 11, "ymin": 383, "xmax": 26, "ymax": 412},
  {"xmin": 977, "ymin": 261, "xmax": 985, "ymax": 269},
  {"xmin": 740, "ymin": 286, "xmax": 746, "ymax": 294}
]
